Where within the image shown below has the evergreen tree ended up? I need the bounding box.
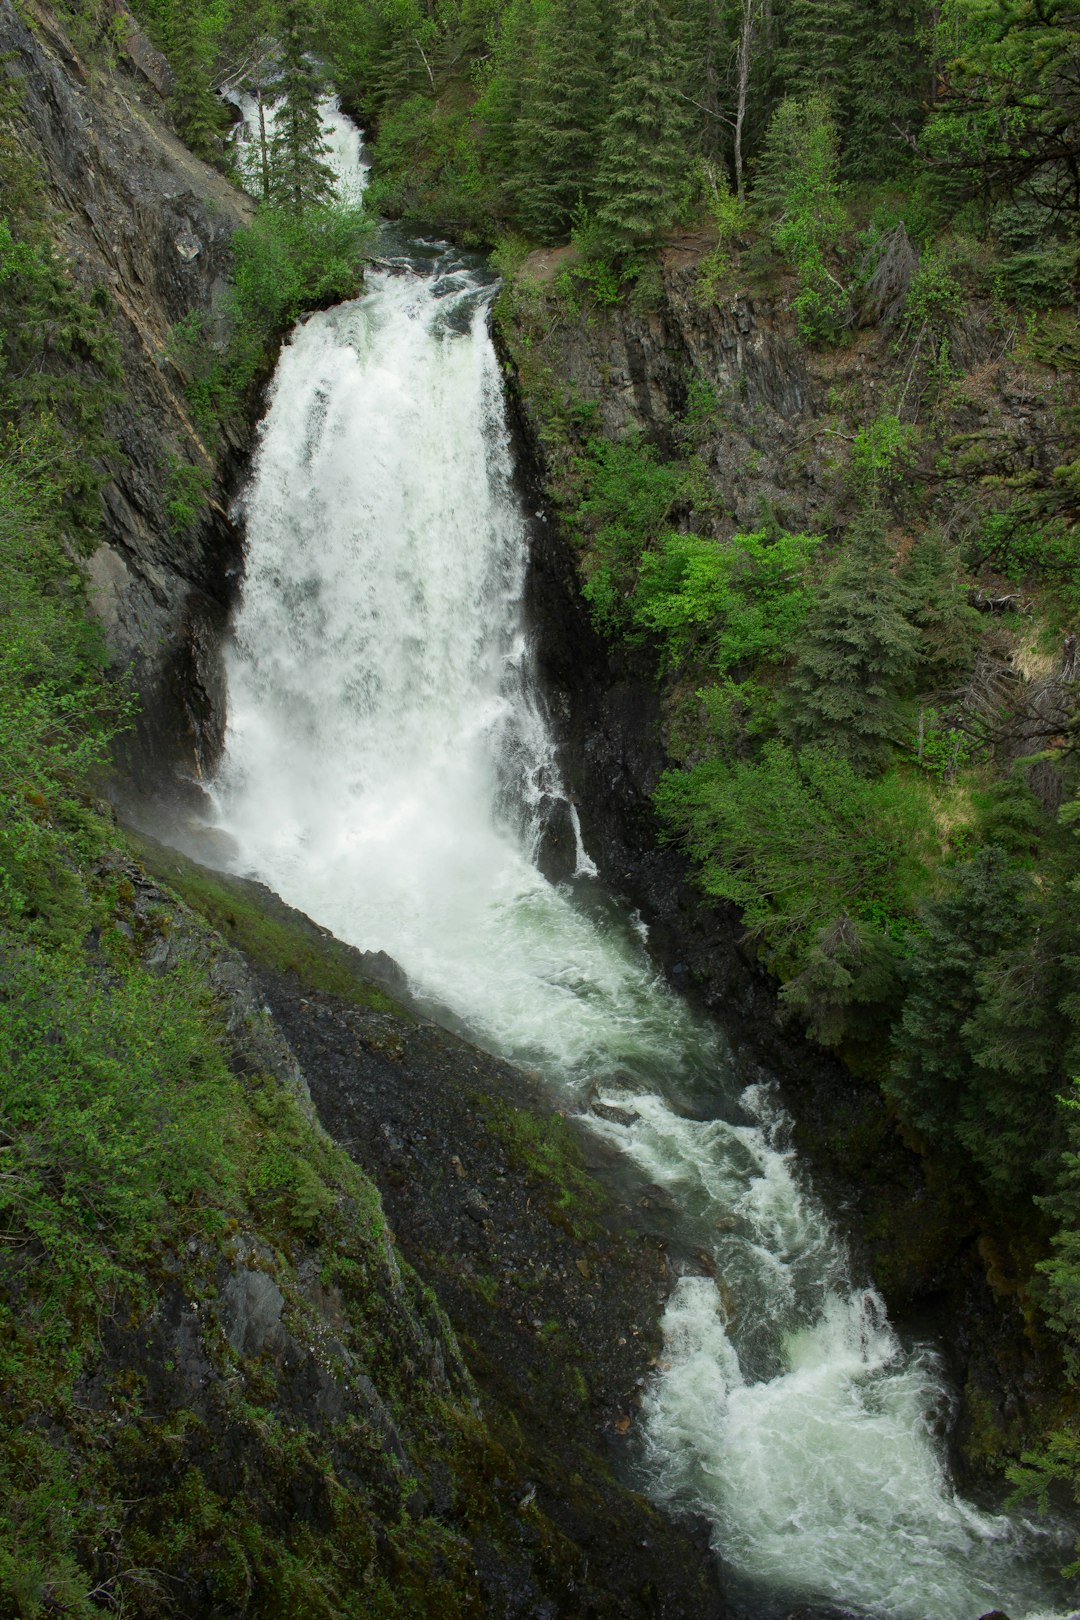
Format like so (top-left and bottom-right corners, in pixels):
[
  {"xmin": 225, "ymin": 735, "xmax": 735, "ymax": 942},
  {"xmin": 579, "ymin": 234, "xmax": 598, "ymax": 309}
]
[
  {"xmin": 270, "ymin": 2, "xmax": 335, "ymax": 214},
  {"xmin": 511, "ymin": 0, "xmax": 611, "ymax": 241},
  {"xmin": 774, "ymin": 0, "xmax": 926, "ymax": 177},
  {"xmin": 166, "ymin": 0, "xmax": 225, "ymax": 159},
  {"xmin": 889, "ymin": 845, "xmax": 1072, "ymax": 1201},
  {"xmin": 594, "ymin": 0, "xmax": 691, "ymax": 245},
  {"xmin": 780, "ymin": 518, "xmax": 921, "ymax": 769},
  {"xmin": 775, "ymin": 0, "xmax": 858, "ymax": 110},
  {"xmin": 478, "ymin": 0, "xmax": 539, "ymax": 196},
  {"xmin": 677, "ymin": 0, "xmax": 733, "ymax": 163},
  {"xmin": 511, "ymin": 0, "xmax": 612, "ymax": 239},
  {"xmin": 901, "ymin": 529, "xmax": 982, "ymax": 693},
  {"xmin": 754, "ymin": 92, "xmax": 847, "ymax": 339},
  {"xmin": 370, "ymin": 0, "xmax": 437, "ymax": 117}
]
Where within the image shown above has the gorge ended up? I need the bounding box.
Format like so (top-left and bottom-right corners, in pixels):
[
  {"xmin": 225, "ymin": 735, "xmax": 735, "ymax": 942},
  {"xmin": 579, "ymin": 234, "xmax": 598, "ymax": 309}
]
[
  {"xmin": 2, "ymin": 2, "xmax": 1079, "ymax": 1616},
  {"xmin": 200, "ymin": 104, "xmax": 1075, "ymax": 1618}
]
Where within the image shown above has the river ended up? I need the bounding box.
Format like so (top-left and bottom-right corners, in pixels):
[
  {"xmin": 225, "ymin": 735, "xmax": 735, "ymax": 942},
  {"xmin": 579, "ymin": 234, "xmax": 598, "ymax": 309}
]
[{"xmin": 209, "ymin": 99, "xmax": 1076, "ymax": 1620}]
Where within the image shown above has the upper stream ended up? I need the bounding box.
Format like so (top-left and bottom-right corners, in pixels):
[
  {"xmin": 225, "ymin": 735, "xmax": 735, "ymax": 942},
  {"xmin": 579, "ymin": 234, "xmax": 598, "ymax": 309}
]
[{"xmin": 210, "ymin": 101, "xmax": 1076, "ymax": 1620}]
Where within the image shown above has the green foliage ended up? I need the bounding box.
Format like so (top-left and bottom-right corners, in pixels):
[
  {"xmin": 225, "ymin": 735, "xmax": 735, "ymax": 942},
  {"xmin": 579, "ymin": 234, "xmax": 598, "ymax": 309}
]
[
  {"xmin": 593, "ymin": 0, "xmax": 690, "ymax": 247},
  {"xmin": 888, "ymin": 843, "xmax": 1075, "ymax": 1202},
  {"xmin": 270, "ymin": 3, "xmax": 336, "ymax": 214},
  {"xmin": 631, "ymin": 526, "xmax": 822, "ymax": 672},
  {"xmin": 365, "ymin": 95, "xmax": 496, "ymax": 239},
  {"xmin": 781, "ymin": 518, "xmax": 922, "ymax": 770},
  {"xmin": 902, "ymin": 245, "xmax": 964, "ymax": 337},
  {"xmin": 849, "ymin": 412, "xmax": 919, "ymax": 506},
  {"xmin": 164, "ymin": 451, "xmax": 212, "ymax": 534},
  {"xmin": 656, "ymin": 742, "xmax": 935, "ymax": 967},
  {"xmin": 165, "ymin": 0, "xmax": 228, "ymax": 157},
  {"xmin": 232, "ymin": 198, "xmax": 370, "ymax": 339},
  {"xmin": 571, "ymin": 436, "xmax": 683, "ymax": 629},
  {"xmin": 0, "ymin": 939, "xmax": 238, "ymax": 1290},
  {"xmin": 508, "ymin": 0, "xmax": 610, "ymax": 242},
  {"xmin": 756, "ymin": 94, "xmax": 849, "ymax": 342},
  {"xmin": 969, "ymin": 508, "xmax": 1080, "ymax": 629},
  {"xmin": 920, "ymin": 0, "xmax": 1080, "ymax": 232},
  {"xmin": 694, "ymin": 162, "xmax": 750, "ymax": 303},
  {"xmin": 901, "ymin": 527, "xmax": 982, "ymax": 691}
]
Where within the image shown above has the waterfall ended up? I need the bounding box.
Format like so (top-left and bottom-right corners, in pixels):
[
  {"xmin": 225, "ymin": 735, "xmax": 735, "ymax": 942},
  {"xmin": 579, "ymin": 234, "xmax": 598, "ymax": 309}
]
[{"xmin": 210, "ymin": 106, "xmax": 1076, "ymax": 1620}]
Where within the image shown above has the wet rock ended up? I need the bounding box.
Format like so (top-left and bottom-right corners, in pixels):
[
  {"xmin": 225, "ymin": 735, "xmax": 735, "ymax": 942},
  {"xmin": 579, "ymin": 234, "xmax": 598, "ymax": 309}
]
[
  {"xmin": 219, "ymin": 1268, "xmax": 286, "ymax": 1358},
  {"xmin": 535, "ymin": 793, "xmax": 579, "ymax": 882}
]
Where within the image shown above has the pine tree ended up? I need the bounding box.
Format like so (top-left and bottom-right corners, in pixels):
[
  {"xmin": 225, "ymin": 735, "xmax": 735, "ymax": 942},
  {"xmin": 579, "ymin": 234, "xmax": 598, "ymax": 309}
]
[
  {"xmin": 511, "ymin": 0, "xmax": 612, "ymax": 241},
  {"xmin": 594, "ymin": 0, "xmax": 691, "ymax": 246},
  {"xmin": 269, "ymin": 1, "xmax": 335, "ymax": 215},
  {"xmin": 780, "ymin": 518, "xmax": 921, "ymax": 770}
]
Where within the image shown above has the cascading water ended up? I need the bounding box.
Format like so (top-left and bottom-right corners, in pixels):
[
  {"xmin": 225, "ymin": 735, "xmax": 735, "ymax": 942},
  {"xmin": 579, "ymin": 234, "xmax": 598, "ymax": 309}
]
[{"xmin": 210, "ymin": 104, "xmax": 1077, "ymax": 1620}]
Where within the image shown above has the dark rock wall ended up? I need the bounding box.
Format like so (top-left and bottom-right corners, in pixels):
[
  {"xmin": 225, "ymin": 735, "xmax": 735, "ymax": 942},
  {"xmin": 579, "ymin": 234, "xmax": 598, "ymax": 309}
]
[{"xmin": 1, "ymin": 0, "xmax": 254, "ymax": 789}]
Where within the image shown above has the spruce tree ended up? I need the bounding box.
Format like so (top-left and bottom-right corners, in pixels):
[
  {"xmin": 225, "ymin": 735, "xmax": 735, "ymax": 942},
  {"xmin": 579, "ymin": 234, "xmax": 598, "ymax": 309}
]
[
  {"xmin": 889, "ymin": 845, "xmax": 1072, "ymax": 1202},
  {"xmin": 479, "ymin": 0, "xmax": 540, "ymax": 195},
  {"xmin": 270, "ymin": 1, "xmax": 335, "ymax": 215},
  {"xmin": 780, "ymin": 517, "xmax": 920, "ymax": 770},
  {"xmin": 511, "ymin": 0, "xmax": 612, "ymax": 241},
  {"xmin": 901, "ymin": 529, "xmax": 982, "ymax": 694},
  {"xmin": 774, "ymin": 0, "xmax": 925, "ymax": 177},
  {"xmin": 594, "ymin": 0, "xmax": 690, "ymax": 246},
  {"xmin": 167, "ymin": 1, "xmax": 224, "ymax": 160}
]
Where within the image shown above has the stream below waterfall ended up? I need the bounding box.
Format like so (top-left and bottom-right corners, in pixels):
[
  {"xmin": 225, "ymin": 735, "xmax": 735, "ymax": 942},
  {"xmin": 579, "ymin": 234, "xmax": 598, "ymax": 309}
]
[{"xmin": 206, "ymin": 100, "xmax": 1078, "ymax": 1620}]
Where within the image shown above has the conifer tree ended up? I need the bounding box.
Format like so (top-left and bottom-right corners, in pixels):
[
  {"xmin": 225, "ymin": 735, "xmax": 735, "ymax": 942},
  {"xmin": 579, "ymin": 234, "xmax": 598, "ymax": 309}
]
[
  {"xmin": 270, "ymin": 1, "xmax": 335, "ymax": 215},
  {"xmin": 166, "ymin": 1, "xmax": 224, "ymax": 160},
  {"xmin": 901, "ymin": 530, "xmax": 981, "ymax": 693},
  {"xmin": 511, "ymin": 0, "xmax": 612, "ymax": 241},
  {"xmin": 594, "ymin": 0, "xmax": 690, "ymax": 245},
  {"xmin": 479, "ymin": 0, "xmax": 540, "ymax": 194},
  {"xmin": 775, "ymin": 0, "xmax": 925, "ymax": 177},
  {"xmin": 888, "ymin": 844, "xmax": 1072, "ymax": 1201},
  {"xmin": 780, "ymin": 517, "xmax": 920, "ymax": 770}
]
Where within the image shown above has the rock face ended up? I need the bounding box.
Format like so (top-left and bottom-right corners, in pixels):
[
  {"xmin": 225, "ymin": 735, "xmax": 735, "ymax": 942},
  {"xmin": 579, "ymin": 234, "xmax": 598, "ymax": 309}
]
[
  {"xmin": 511, "ymin": 236, "xmax": 1066, "ymax": 545},
  {"xmin": 0, "ymin": 0, "xmax": 253, "ymax": 788},
  {"xmin": 128, "ymin": 840, "xmax": 731, "ymax": 1619}
]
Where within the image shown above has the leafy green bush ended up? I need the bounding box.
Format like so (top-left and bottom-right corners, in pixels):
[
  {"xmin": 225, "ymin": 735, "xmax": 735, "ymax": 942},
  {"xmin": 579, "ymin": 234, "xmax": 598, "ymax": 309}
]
[
  {"xmin": 656, "ymin": 743, "xmax": 935, "ymax": 969},
  {"xmin": 232, "ymin": 201, "xmax": 372, "ymax": 345},
  {"xmin": 571, "ymin": 436, "xmax": 683, "ymax": 629},
  {"xmin": 632, "ymin": 526, "xmax": 821, "ymax": 672},
  {"xmin": 849, "ymin": 413, "xmax": 919, "ymax": 506}
]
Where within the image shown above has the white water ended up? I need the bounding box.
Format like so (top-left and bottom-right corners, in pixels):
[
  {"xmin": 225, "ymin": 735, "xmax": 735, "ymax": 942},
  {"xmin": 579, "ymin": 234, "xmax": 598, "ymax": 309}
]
[
  {"xmin": 209, "ymin": 110, "xmax": 1076, "ymax": 1620},
  {"xmin": 229, "ymin": 88, "xmax": 368, "ymax": 203}
]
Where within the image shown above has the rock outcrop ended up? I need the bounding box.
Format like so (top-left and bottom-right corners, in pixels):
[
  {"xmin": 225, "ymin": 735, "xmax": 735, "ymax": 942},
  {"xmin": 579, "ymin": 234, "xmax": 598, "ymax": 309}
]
[{"xmin": 0, "ymin": 0, "xmax": 253, "ymax": 788}]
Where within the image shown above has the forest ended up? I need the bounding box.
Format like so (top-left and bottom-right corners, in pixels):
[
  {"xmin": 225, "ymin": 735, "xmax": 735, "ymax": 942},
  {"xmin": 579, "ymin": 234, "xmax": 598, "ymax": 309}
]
[{"xmin": 0, "ymin": 0, "xmax": 1078, "ymax": 1610}]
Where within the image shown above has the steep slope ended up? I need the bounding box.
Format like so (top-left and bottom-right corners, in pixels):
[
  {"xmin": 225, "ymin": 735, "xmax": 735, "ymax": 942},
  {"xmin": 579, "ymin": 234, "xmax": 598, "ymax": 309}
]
[{"xmin": 0, "ymin": 0, "xmax": 251, "ymax": 785}]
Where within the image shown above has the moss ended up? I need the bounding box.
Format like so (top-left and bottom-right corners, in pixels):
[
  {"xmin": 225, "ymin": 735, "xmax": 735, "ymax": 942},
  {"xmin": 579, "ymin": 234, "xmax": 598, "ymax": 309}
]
[
  {"xmin": 472, "ymin": 1094, "xmax": 604, "ymax": 1242},
  {"xmin": 129, "ymin": 834, "xmax": 403, "ymax": 1015}
]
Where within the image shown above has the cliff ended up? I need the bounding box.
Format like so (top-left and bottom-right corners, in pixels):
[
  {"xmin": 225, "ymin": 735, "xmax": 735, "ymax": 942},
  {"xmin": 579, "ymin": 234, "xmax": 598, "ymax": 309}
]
[{"xmin": 0, "ymin": 0, "xmax": 251, "ymax": 788}]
